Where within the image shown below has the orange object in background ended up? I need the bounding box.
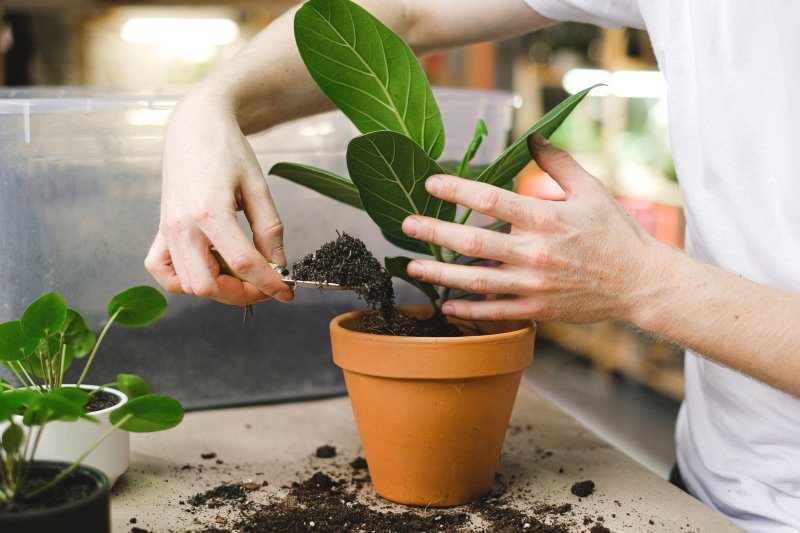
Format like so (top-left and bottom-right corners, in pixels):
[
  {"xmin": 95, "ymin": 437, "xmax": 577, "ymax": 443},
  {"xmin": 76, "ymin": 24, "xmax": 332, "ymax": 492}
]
[
  {"xmin": 330, "ymin": 307, "xmax": 535, "ymax": 507},
  {"xmin": 517, "ymin": 163, "xmax": 684, "ymax": 249}
]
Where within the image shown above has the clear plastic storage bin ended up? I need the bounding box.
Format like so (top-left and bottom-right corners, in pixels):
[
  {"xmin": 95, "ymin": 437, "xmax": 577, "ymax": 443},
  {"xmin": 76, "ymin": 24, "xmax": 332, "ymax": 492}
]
[{"xmin": 0, "ymin": 87, "xmax": 514, "ymax": 408}]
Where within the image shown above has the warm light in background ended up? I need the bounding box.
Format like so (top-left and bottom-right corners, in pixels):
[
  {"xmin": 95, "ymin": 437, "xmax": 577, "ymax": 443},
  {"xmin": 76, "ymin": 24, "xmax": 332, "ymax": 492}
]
[
  {"xmin": 120, "ymin": 18, "xmax": 239, "ymax": 63},
  {"xmin": 563, "ymin": 68, "xmax": 666, "ymax": 99}
]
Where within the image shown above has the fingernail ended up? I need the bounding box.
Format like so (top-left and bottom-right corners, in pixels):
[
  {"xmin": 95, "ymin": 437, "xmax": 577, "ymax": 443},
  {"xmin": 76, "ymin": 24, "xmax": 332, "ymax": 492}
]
[
  {"xmin": 426, "ymin": 175, "xmax": 443, "ymax": 195},
  {"xmin": 532, "ymin": 133, "xmax": 549, "ymax": 146},
  {"xmin": 441, "ymin": 302, "xmax": 454, "ymax": 314},
  {"xmin": 407, "ymin": 261, "xmax": 423, "ymax": 278},
  {"xmin": 402, "ymin": 217, "xmax": 420, "ymax": 237},
  {"xmin": 275, "ymin": 290, "xmax": 293, "ymax": 303}
]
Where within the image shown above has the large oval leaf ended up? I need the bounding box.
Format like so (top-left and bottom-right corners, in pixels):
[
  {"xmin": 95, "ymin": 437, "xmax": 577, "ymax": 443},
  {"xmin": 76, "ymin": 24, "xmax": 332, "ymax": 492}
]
[
  {"xmin": 110, "ymin": 394, "xmax": 184, "ymax": 433},
  {"xmin": 269, "ymin": 162, "xmax": 363, "ymax": 209},
  {"xmin": 21, "ymin": 292, "xmax": 68, "ymax": 339},
  {"xmin": 108, "ymin": 286, "xmax": 167, "ymax": 327},
  {"xmin": 347, "ymin": 131, "xmax": 455, "ymax": 251},
  {"xmin": 476, "ymin": 84, "xmax": 602, "ymax": 188},
  {"xmin": 384, "ymin": 256, "xmax": 440, "ymax": 302},
  {"xmin": 295, "ymin": 0, "xmax": 444, "ymax": 158},
  {"xmin": 115, "ymin": 373, "xmax": 152, "ymax": 399},
  {"xmin": 0, "ymin": 321, "xmax": 37, "ymax": 362}
]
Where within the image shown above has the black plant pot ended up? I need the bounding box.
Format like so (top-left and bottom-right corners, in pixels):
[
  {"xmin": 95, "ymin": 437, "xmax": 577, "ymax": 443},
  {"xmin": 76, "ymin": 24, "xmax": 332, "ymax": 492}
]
[{"xmin": 0, "ymin": 461, "xmax": 110, "ymax": 533}]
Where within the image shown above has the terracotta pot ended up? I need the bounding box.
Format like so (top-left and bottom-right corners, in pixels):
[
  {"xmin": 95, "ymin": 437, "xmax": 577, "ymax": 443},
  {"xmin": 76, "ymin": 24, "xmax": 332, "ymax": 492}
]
[
  {"xmin": 0, "ymin": 461, "xmax": 110, "ymax": 533},
  {"xmin": 330, "ymin": 306, "xmax": 535, "ymax": 507}
]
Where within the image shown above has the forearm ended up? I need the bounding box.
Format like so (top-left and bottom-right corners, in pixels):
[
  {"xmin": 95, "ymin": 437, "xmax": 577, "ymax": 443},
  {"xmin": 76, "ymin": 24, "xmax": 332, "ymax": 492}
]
[
  {"xmin": 630, "ymin": 246, "xmax": 800, "ymax": 397},
  {"xmin": 181, "ymin": 0, "xmax": 551, "ymax": 135}
]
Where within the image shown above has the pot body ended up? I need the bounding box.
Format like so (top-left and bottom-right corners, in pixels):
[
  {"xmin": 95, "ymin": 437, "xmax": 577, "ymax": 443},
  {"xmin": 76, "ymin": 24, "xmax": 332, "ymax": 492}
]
[
  {"xmin": 3, "ymin": 385, "xmax": 130, "ymax": 487},
  {"xmin": 0, "ymin": 461, "xmax": 110, "ymax": 533},
  {"xmin": 330, "ymin": 306, "xmax": 535, "ymax": 506}
]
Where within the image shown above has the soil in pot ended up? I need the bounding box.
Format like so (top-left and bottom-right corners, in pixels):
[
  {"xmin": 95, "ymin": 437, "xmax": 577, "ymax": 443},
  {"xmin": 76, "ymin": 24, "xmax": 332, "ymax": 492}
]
[
  {"xmin": 84, "ymin": 390, "xmax": 121, "ymax": 413},
  {"xmin": 0, "ymin": 471, "xmax": 96, "ymax": 514},
  {"xmin": 292, "ymin": 232, "xmax": 461, "ymax": 337}
]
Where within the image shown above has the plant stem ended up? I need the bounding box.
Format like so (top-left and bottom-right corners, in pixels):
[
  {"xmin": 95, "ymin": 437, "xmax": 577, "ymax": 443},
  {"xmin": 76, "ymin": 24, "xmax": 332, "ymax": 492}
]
[
  {"xmin": 428, "ymin": 244, "xmax": 444, "ymax": 263},
  {"xmin": 457, "ymin": 208, "xmax": 473, "ymax": 225},
  {"xmin": 76, "ymin": 309, "xmax": 121, "ymax": 387},
  {"xmin": 11, "ymin": 362, "xmax": 35, "ymax": 391},
  {"xmin": 57, "ymin": 344, "xmax": 66, "ymax": 389},
  {"xmin": 23, "ymin": 413, "xmax": 132, "ymax": 499}
]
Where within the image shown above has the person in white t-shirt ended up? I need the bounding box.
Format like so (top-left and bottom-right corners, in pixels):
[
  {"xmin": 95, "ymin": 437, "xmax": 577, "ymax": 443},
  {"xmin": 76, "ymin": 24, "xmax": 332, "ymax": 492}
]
[{"xmin": 145, "ymin": 1, "xmax": 800, "ymax": 530}]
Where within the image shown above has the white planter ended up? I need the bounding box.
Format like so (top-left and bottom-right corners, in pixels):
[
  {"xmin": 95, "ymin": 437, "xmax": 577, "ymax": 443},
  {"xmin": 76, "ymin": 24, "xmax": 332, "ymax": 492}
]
[{"xmin": 6, "ymin": 385, "xmax": 130, "ymax": 487}]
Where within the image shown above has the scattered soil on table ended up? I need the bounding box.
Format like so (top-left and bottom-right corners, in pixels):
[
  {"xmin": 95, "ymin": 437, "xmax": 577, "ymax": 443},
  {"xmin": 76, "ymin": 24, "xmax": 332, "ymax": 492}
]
[
  {"xmin": 85, "ymin": 389, "xmax": 121, "ymax": 412},
  {"xmin": 0, "ymin": 469, "xmax": 97, "ymax": 513},
  {"xmin": 292, "ymin": 232, "xmax": 461, "ymax": 337},
  {"xmin": 178, "ymin": 460, "xmax": 613, "ymax": 533},
  {"xmin": 570, "ymin": 480, "xmax": 595, "ymax": 498}
]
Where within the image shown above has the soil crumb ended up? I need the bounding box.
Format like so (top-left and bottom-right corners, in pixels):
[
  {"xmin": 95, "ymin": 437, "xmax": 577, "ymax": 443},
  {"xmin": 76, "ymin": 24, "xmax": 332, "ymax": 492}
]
[
  {"xmin": 571, "ymin": 480, "xmax": 595, "ymax": 497},
  {"xmin": 349, "ymin": 456, "xmax": 368, "ymax": 470},
  {"xmin": 315, "ymin": 445, "xmax": 336, "ymax": 458},
  {"xmin": 292, "ymin": 232, "xmax": 461, "ymax": 337}
]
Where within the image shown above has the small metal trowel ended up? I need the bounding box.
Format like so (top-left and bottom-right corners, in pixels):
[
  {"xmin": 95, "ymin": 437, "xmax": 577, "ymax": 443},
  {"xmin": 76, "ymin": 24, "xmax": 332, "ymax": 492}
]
[{"xmin": 211, "ymin": 249, "xmax": 348, "ymax": 323}]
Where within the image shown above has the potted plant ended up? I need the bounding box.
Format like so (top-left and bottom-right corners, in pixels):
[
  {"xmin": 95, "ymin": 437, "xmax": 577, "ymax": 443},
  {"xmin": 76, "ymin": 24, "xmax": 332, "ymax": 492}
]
[
  {"xmin": 268, "ymin": 0, "xmax": 599, "ymax": 506},
  {"xmin": 0, "ymin": 286, "xmax": 174, "ymax": 487},
  {"xmin": 0, "ymin": 370, "xmax": 182, "ymax": 532}
]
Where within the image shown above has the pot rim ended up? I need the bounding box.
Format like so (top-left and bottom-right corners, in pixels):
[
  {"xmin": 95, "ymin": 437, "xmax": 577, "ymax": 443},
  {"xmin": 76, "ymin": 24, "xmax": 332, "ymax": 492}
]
[
  {"xmin": 0, "ymin": 461, "xmax": 108, "ymax": 520},
  {"xmin": 330, "ymin": 306, "xmax": 536, "ymax": 379},
  {"xmin": 62, "ymin": 385, "xmax": 128, "ymax": 416}
]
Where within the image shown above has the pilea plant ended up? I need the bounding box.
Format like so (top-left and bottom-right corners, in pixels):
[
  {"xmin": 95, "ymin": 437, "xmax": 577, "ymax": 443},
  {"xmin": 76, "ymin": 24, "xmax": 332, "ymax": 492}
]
[
  {"xmin": 271, "ymin": 0, "xmax": 599, "ymax": 312},
  {"xmin": 0, "ymin": 286, "xmax": 184, "ymax": 505}
]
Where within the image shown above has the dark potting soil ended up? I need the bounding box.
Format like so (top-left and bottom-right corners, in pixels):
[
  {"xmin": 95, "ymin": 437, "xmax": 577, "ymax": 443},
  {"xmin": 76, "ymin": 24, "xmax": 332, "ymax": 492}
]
[
  {"xmin": 180, "ymin": 464, "xmax": 611, "ymax": 533},
  {"xmin": 315, "ymin": 445, "xmax": 336, "ymax": 458},
  {"xmin": 292, "ymin": 232, "xmax": 462, "ymax": 337},
  {"xmin": 0, "ymin": 469, "xmax": 97, "ymax": 513},
  {"xmin": 85, "ymin": 389, "xmax": 121, "ymax": 412},
  {"xmin": 570, "ymin": 480, "xmax": 595, "ymax": 497}
]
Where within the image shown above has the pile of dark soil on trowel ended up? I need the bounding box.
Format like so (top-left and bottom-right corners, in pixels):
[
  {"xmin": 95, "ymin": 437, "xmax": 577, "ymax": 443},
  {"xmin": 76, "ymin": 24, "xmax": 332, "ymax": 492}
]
[{"xmin": 291, "ymin": 232, "xmax": 461, "ymax": 337}]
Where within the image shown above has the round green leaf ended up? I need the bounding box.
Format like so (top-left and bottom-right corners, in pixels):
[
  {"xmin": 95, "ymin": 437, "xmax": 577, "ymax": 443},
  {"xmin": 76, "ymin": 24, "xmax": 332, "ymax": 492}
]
[
  {"xmin": 35, "ymin": 388, "xmax": 94, "ymax": 423},
  {"xmin": 111, "ymin": 394, "xmax": 183, "ymax": 433},
  {"xmin": 0, "ymin": 390, "xmax": 37, "ymax": 420},
  {"xmin": 2, "ymin": 422, "xmax": 24, "ymax": 454},
  {"xmin": 108, "ymin": 286, "xmax": 167, "ymax": 327},
  {"xmin": 116, "ymin": 373, "xmax": 152, "ymax": 399},
  {"xmin": 21, "ymin": 292, "xmax": 68, "ymax": 339},
  {"xmin": 0, "ymin": 321, "xmax": 37, "ymax": 362},
  {"xmin": 60, "ymin": 309, "xmax": 96, "ymax": 359}
]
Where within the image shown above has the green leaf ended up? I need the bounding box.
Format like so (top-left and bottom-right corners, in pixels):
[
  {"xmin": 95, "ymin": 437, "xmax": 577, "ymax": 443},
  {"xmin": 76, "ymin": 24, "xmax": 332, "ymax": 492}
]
[
  {"xmin": 455, "ymin": 119, "xmax": 488, "ymax": 177},
  {"xmin": 24, "ymin": 388, "xmax": 94, "ymax": 425},
  {"xmin": 110, "ymin": 394, "xmax": 184, "ymax": 433},
  {"xmin": 115, "ymin": 374, "xmax": 152, "ymax": 399},
  {"xmin": 60, "ymin": 309, "xmax": 95, "ymax": 359},
  {"xmin": 384, "ymin": 256, "xmax": 440, "ymax": 302},
  {"xmin": 347, "ymin": 131, "xmax": 456, "ymax": 250},
  {"xmin": 476, "ymin": 84, "xmax": 602, "ymax": 188},
  {"xmin": 21, "ymin": 292, "xmax": 68, "ymax": 339},
  {"xmin": 2, "ymin": 423, "xmax": 24, "ymax": 454},
  {"xmin": 108, "ymin": 286, "xmax": 167, "ymax": 327},
  {"xmin": 438, "ymin": 161, "xmax": 488, "ymax": 180},
  {"xmin": 0, "ymin": 390, "xmax": 37, "ymax": 420},
  {"xmin": 294, "ymin": 0, "xmax": 445, "ymax": 158},
  {"xmin": 269, "ymin": 162, "xmax": 363, "ymax": 209},
  {"xmin": 0, "ymin": 321, "xmax": 37, "ymax": 362},
  {"xmin": 381, "ymin": 230, "xmax": 432, "ymax": 256}
]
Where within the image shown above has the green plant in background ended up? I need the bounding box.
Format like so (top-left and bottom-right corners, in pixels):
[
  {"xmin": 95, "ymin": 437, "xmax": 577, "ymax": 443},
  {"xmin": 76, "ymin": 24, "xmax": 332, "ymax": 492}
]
[
  {"xmin": 271, "ymin": 0, "xmax": 600, "ymax": 312},
  {"xmin": 0, "ymin": 287, "xmax": 184, "ymax": 504}
]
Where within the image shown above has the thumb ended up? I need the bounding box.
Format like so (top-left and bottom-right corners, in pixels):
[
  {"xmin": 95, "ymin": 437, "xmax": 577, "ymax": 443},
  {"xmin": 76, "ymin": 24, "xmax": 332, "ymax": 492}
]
[{"xmin": 527, "ymin": 133, "xmax": 595, "ymax": 197}]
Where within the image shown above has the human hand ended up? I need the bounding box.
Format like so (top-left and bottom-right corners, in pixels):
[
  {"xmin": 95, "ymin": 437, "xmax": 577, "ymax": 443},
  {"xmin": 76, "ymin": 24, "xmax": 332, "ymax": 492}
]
[
  {"xmin": 401, "ymin": 134, "xmax": 665, "ymax": 323},
  {"xmin": 145, "ymin": 94, "xmax": 294, "ymax": 306}
]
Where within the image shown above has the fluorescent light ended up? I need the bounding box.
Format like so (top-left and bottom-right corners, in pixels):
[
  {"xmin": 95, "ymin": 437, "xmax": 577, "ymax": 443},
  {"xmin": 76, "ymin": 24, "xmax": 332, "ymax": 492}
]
[
  {"xmin": 121, "ymin": 18, "xmax": 238, "ymax": 45},
  {"xmin": 563, "ymin": 68, "xmax": 666, "ymax": 99}
]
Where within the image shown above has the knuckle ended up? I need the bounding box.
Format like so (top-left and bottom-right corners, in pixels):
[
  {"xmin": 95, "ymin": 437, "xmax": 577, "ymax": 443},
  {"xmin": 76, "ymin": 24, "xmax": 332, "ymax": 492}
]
[
  {"xmin": 461, "ymin": 232, "xmax": 484, "ymax": 257},
  {"xmin": 466, "ymin": 273, "xmax": 491, "ymax": 294},
  {"xmin": 190, "ymin": 281, "xmax": 217, "ymax": 298},
  {"xmin": 476, "ymin": 188, "xmax": 500, "ymax": 212},
  {"xmin": 161, "ymin": 216, "xmax": 184, "ymax": 235},
  {"xmin": 191, "ymin": 205, "xmax": 215, "ymax": 225},
  {"xmin": 259, "ymin": 218, "xmax": 284, "ymax": 239},
  {"xmin": 228, "ymin": 254, "xmax": 255, "ymax": 274}
]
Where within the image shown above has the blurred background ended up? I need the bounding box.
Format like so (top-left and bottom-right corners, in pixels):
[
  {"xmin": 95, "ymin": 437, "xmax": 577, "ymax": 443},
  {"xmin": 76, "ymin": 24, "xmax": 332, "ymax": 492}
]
[{"xmin": 1, "ymin": 2, "xmax": 682, "ymax": 477}]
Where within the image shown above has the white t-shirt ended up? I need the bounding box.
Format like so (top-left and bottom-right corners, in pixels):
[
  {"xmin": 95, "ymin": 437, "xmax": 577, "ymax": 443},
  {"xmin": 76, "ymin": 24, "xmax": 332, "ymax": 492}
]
[{"xmin": 525, "ymin": 1, "xmax": 800, "ymax": 531}]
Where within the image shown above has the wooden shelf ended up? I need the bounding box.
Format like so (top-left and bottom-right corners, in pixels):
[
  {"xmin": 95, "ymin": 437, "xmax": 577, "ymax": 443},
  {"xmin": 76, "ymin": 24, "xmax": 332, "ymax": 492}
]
[{"xmin": 537, "ymin": 320, "xmax": 684, "ymax": 402}]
